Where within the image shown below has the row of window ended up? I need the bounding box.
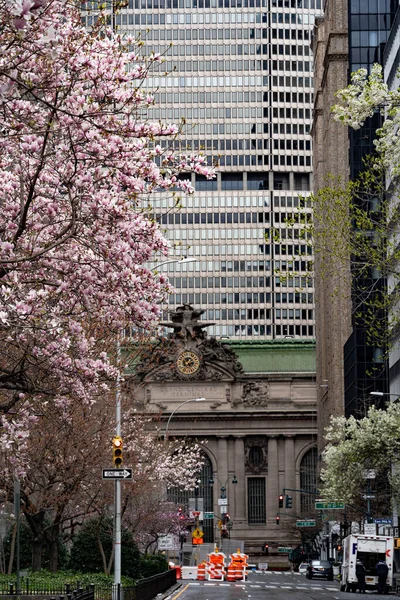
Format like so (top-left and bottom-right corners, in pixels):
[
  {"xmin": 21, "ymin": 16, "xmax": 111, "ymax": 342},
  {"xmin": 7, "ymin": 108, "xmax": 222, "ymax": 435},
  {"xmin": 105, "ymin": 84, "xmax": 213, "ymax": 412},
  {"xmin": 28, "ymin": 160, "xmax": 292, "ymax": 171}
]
[
  {"xmin": 111, "ymin": 10, "xmax": 267, "ymax": 24},
  {"xmin": 155, "ymin": 194, "xmax": 271, "ymax": 209},
  {"xmin": 169, "ymin": 273, "xmax": 314, "ymax": 289},
  {"xmin": 272, "ymin": 0, "xmax": 321, "ymax": 7},
  {"xmin": 272, "ymin": 154, "xmax": 311, "ymax": 168},
  {"xmin": 163, "ymin": 291, "xmax": 314, "ymax": 304},
  {"xmin": 271, "ymin": 44, "xmax": 311, "ymax": 56},
  {"xmin": 170, "ymin": 276, "xmax": 271, "ymax": 287},
  {"xmin": 151, "ymin": 44, "xmax": 270, "ymax": 56},
  {"xmin": 156, "ymin": 60, "xmax": 266, "ymax": 73},
  {"xmin": 163, "ymin": 316, "xmax": 315, "ymax": 338},
  {"xmin": 168, "ymin": 289, "xmax": 314, "ymax": 309},
  {"xmin": 155, "ymin": 90, "xmax": 262, "ymax": 104},
  {"xmin": 272, "ymin": 59, "xmax": 311, "ymax": 72},
  {"xmin": 160, "ymin": 211, "xmax": 271, "ymax": 224},
  {"xmin": 145, "ymin": 75, "xmax": 268, "ymax": 88},
  {"xmin": 271, "ymin": 12, "xmax": 316, "ymax": 25},
  {"xmin": 137, "ymin": 25, "xmax": 312, "ymax": 42},
  {"xmin": 152, "ymin": 105, "xmax": 264, "ymax": 120},
  {"xmin": 171, "ymin": 152, "xmax": 312, "ymax": 168},
  {"xmin": 160, "ymin": 211, "xmax": 311, "ymax": 227}
]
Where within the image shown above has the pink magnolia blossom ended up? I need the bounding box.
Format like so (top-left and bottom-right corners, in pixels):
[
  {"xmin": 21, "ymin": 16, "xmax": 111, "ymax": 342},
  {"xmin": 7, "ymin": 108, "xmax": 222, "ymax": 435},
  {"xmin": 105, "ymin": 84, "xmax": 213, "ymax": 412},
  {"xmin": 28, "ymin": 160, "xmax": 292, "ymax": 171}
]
[{"xmin": 0, "ymin": 0, "xmax": 215, "ymax": 464}]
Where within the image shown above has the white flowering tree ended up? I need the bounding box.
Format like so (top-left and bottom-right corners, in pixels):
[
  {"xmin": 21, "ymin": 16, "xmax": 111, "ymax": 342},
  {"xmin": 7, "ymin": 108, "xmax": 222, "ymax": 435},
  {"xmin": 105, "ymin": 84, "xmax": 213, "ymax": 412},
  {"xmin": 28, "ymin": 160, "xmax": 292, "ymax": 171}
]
[
  {"xmin": 0, "ymin": 0, "xmax": 213, "ymax": 458},
  {"xmin": 321, "ymin": 403, "xmax": 400, "ymax": 510}
]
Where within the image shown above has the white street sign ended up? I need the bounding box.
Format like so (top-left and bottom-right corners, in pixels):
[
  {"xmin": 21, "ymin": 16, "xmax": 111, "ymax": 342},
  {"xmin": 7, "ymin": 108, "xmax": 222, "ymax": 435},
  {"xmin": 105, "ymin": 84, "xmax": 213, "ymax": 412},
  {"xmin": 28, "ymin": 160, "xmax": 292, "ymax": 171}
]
[
  {"xmin": 364, "ymin": 523, "xmax": 377, "ymax": 535},
  {"xmin": 158, "ymin": 534, "xmax": 177, "ymax": 550},
  {"xmin": 102, "ymin": 468, "xmax": 133, "ymax": 479},
  {"xmin": 218, "ymin": 498, "xmax": 228, "ymax": 506}
]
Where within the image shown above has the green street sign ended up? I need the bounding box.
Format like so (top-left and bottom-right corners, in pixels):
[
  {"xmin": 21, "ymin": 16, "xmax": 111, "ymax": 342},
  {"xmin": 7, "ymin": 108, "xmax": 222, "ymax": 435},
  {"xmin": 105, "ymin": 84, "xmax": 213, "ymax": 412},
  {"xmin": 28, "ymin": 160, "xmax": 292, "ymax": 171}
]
[
  {"xmin": 315, "ymin": 501, "xmax": 344, "ymax": 510},
  {"xmin": 296, "ymin": 520, "xmax": 316, "ymax": 527},
  {"xmin": 278, "ymin": 547, "xmax": 292, "ymax": 553},
  {"xmin": 204, "ymin": 512, "xmax": 214, "ymax": 519}
]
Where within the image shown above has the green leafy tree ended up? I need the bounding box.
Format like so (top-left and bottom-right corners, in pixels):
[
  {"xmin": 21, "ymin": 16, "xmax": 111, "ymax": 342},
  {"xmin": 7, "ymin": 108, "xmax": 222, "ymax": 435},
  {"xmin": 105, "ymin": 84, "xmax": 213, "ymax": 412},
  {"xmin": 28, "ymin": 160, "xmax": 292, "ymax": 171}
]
[
  {"xmin": 4, "ymin": 517, "xmax": 67, "ymax": 574},
  {"xmin": 68, "ymin": 518, "xmax": 140, "ymax": 578}
]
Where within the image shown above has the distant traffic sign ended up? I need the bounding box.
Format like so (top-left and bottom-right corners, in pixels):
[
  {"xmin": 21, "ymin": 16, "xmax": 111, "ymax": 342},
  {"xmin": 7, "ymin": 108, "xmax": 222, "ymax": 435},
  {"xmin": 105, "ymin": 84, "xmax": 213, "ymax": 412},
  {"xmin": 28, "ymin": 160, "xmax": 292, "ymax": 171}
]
[
  {"xmin": 102, "ymin": 468, "xmax": 133, "ymax": 479},
  {"xmin": 362, "ymin": 494, "xmax": 376, "ymax": 500},
  {"xmin": 315, "ymin": 501, "xmax": 344, "ymax": 510},
  {"xmin": 278, "ymin": 547, "xmax": 292, "ymax": 553},
  {"xmin": 204, "ymin": 512, "xmax": 214, "ymax": 519},
  {"xmin": 296, "ymin": 520, "xmax": 316, "ymax": 527}
]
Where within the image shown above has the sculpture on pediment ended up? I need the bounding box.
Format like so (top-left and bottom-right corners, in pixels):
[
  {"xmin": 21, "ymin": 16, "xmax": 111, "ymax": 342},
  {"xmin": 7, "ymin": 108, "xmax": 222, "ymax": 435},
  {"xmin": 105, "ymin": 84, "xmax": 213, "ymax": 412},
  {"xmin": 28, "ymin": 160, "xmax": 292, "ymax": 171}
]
[
  {"xmin": 134, "ymin": 304, "xmax": 244, "ymax": 383},
  {"xmin": 241, "ymin": 381, "xmax": 269, "ymax": 407}
]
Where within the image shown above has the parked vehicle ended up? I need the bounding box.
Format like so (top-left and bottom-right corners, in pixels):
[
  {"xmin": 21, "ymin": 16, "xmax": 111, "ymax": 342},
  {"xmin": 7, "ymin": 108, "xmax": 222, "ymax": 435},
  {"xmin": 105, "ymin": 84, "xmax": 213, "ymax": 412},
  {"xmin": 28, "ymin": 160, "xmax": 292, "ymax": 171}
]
[
  {"xmin": 340, "ymin": 534, "xmax": 394, "ymax": 593},
  {"xmin": 298, "ymin": 562, "xmax": 309, "ymax": 574},
  {"xmin": 306, "ymin": 560, "xmax": 334, "ymax": 580}
]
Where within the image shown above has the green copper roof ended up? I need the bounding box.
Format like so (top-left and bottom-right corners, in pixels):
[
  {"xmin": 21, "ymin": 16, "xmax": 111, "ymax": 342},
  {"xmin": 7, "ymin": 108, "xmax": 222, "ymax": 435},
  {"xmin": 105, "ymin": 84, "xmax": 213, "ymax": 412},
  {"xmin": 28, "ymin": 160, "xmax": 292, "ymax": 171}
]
[{"xmin": 225, "ymin": 340, "xmax": 316, "ymax": 374}]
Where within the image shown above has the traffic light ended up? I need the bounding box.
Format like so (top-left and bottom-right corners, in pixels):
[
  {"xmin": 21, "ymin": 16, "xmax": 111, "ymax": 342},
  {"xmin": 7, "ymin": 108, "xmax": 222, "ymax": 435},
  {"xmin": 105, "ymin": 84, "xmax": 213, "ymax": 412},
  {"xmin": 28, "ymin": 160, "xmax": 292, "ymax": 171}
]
[
  {"xmin": 286, "ymin": 495, "xmax": 293, "ymax": 509},
  {"xmin": 225, "ymin": 513, "xmax": 231, "ymax": 523},
  {"xmin": 262, "ymin": 543, "xmax": 269, "ymax": 555},
  {"xmin": 276, "ymin": 514, "xmax": 280, "ymax": 525},
  {"xmin": 178, "ymin": 507, "xmax": 185, "ymax": 520},
  {"xmin": 112, "ymin": 436, "xmax": 123, "ymax": 467},
  {"xmin": 337, "ymin": 545, "xmax": 342, "ymax": 552},
  {"xmin": 279, "ymin": 494, "xmax": 284, "ymax": 508}
]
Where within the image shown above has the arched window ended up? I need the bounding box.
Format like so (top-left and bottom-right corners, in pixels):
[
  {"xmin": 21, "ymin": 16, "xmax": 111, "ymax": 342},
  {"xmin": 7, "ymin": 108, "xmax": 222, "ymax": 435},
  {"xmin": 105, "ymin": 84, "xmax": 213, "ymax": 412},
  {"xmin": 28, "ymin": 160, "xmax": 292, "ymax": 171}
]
[
  {"xmin": 300, "ymin": 447, "xmax": 317, "ymax": 514},
  {"xmin": 167, "ymin": 453, "xmax": 214, "ymax": 542}
]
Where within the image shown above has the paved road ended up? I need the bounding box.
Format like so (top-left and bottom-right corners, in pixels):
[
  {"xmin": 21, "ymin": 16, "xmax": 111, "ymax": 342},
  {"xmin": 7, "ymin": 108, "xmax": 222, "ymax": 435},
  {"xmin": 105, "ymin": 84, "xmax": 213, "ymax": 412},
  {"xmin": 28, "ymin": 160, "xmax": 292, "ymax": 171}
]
[{"xmin": 167, "ymin": 570, "xmax": 387, "ymax": 599}]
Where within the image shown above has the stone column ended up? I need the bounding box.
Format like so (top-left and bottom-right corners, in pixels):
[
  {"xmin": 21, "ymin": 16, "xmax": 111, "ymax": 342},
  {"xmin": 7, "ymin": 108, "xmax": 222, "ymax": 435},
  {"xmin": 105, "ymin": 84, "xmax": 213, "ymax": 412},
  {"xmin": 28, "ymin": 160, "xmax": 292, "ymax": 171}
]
[
  {"xmin": 285, "ymin": 435, "xmax": 296, "ymax": 512},
  {"xmin": 234, "ymin": 436, "xmax": 246, "ymax": 521},
  {"xmin": 214, "ymin": 436, "xmax": 228, "ymax": 516},
  {"xmin": 267, "ymin": 436, "xmax": 278, "ymax": 524}
]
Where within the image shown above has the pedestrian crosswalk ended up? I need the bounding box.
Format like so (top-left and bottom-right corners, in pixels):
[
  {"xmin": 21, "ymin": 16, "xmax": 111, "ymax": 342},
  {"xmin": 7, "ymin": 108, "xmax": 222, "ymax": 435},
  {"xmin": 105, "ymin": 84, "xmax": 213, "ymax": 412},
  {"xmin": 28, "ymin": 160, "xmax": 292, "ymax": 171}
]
[{"xmin": 188, "ymin": 581, "xmax": 338, "ymax": 591}]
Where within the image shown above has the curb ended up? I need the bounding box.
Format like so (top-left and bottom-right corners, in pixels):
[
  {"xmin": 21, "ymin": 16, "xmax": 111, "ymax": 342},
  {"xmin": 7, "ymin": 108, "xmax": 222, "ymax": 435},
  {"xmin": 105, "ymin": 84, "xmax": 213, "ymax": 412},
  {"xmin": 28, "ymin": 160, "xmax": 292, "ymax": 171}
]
[{"xmin": 160, "ymin": 582, "xmax": 182, "ymax": 600}]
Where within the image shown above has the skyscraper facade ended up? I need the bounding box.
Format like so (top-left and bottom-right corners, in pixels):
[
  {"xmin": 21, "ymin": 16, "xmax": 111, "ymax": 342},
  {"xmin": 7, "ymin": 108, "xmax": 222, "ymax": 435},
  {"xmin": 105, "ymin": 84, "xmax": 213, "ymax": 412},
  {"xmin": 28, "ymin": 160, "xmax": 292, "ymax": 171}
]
[
  {"xmin": 312, "ymin": 0, "xmax": 397, "ymax": 449},
  {"xmin": 82, "ymin": 0, "xmax": 322, "ymax": 340}
]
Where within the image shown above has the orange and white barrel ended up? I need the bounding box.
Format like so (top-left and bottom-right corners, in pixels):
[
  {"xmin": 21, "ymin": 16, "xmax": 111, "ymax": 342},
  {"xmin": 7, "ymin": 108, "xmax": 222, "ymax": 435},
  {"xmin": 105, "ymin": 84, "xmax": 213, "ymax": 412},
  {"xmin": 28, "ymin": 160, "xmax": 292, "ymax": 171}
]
[
  {"xmin": 197, "ymin": 563, "xmax": 206, "ymax": 581},
  {"xmin": 227, "ymin": 565, "xmax": 236, "ymax": 582}
]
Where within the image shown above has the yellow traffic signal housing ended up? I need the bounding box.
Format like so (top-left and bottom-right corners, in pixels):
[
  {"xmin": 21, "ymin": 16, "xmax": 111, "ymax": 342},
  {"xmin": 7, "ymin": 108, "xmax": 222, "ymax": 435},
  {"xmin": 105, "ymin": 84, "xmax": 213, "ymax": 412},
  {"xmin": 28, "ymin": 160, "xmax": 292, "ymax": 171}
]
[{"xmin": 112, "ymin": 436, "xmax": 123, "ymax": 468}]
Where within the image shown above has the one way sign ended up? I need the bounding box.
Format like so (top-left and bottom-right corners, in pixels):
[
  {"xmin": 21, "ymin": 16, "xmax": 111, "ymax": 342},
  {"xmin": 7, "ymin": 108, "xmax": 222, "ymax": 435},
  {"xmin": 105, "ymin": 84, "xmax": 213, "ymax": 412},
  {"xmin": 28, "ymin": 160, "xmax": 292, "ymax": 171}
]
[{"xmin": 102, "ymin": 468, "xmax": 133, "ymax": 480}]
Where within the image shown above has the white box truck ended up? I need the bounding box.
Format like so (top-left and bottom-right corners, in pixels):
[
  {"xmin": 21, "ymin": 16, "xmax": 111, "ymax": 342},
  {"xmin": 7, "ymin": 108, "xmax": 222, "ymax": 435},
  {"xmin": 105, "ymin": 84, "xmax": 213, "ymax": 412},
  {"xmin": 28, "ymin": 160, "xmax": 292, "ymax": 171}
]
[{"xmin": 340, "ymin": 534, "xmax": 394, "ymax": 593}]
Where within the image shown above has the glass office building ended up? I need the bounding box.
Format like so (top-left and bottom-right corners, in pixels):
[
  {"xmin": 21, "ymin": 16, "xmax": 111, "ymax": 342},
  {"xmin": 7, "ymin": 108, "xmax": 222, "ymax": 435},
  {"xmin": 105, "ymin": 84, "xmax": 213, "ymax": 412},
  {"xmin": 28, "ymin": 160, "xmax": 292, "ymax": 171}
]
[{"xmin": 82, "ymin": 0, "xmax": 323, "ymax": 339}]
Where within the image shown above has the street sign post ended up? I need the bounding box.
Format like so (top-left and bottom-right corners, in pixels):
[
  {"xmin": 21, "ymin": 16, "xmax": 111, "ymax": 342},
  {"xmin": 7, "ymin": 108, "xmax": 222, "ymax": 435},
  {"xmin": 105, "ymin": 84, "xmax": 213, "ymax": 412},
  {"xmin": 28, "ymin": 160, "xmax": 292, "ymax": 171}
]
[
  {"xmin": 278, "ymin": 547, "xmax": 292, "ymax": 553},
  {"xmin": 102, "ymin": 468, "xmax": 133, "ymax": 479},
  {"xmin": 218, "ymin": 498, "xmax": 228, "ymax": 506},
  {"xmin": 204, "ymin": 512, "xmax": 214, "ymax": 519},
  {"xmin": 296, "ymin": 520, "xmax": 316, "ymax": 527},
  {"xmin": 315, "ymin": 500, "xmax": 344, "ymax": 510}
]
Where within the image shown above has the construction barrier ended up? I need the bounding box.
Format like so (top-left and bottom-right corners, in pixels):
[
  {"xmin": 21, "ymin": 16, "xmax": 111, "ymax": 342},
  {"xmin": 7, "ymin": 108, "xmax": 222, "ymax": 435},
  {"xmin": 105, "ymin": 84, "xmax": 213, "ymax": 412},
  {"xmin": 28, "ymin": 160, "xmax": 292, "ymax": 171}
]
[
  {"xmin": 206, "ymin": 550, "xmax": 226, "ymax": 581},
  {"xmin": 197, "ymin": 563, "xmax": 206, "ymax": 581},
  {"xmin": 228, "ymin": 549, "xmax": 249, "ymax": 581}
]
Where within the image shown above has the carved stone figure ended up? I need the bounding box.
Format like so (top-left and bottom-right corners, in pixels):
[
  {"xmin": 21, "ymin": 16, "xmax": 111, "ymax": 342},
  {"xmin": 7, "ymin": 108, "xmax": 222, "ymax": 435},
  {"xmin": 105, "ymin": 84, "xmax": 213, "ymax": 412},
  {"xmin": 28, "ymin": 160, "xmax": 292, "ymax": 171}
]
[{"xmin": 242, "ymin": 381, "xmax": 269, "ymax": 407}]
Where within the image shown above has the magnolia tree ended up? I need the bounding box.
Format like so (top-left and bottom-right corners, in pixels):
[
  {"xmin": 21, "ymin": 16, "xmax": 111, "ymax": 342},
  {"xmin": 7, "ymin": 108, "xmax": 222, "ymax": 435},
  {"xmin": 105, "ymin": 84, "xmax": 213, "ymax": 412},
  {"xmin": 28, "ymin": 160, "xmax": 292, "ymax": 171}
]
[
  {"xmin": 0, "ymin": 0, "xmax": 213, "ymax": 457},
  {"xmin": 321, "ymin": 403, "xmax": 400, "ymax": 511}
]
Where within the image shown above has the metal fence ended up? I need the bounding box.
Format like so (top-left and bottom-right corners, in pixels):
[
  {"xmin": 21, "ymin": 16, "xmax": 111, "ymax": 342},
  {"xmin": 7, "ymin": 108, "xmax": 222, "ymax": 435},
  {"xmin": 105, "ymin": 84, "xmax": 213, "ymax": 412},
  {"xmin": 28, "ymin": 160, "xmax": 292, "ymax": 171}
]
[{"xmin": 0, "ymin": 571, "xmax": 177, "ymax": 600}]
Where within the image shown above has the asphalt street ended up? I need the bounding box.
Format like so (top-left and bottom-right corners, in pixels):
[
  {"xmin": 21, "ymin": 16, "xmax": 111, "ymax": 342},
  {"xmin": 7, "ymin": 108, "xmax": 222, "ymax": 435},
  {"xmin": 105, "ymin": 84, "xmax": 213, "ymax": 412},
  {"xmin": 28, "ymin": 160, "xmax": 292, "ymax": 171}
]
[{"xmin": 166, "ymin": 570, "xmax": 391, "ymax": 600}]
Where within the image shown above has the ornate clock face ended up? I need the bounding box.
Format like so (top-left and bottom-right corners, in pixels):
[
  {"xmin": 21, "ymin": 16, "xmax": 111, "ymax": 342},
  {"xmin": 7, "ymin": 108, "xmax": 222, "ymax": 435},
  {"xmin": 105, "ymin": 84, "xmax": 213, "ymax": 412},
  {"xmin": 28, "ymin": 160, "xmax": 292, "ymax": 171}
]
[{"xmin": 176, "ymin": 351, "xmax": 201, "ymax": 375}]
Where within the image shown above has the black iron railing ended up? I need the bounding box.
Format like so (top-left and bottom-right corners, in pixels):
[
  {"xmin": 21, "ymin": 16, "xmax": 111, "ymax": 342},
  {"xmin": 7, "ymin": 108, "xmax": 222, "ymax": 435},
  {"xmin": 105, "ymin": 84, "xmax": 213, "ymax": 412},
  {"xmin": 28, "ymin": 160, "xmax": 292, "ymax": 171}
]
[{"xmin": 0, "ymin": 571, "xmax": 177, "ymax": 600}]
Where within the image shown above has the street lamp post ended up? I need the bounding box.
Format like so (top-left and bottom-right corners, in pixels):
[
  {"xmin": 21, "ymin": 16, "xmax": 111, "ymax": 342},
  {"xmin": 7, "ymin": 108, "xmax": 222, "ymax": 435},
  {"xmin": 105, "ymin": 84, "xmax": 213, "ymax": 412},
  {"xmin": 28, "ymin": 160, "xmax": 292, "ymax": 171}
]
[
  {"xmin": 209, "ymin": 475, "xmax": 238, "ymax": 542},
  {"xmin": 164, "ymin": 397, "xmax": 206, "ymax": 438}
]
